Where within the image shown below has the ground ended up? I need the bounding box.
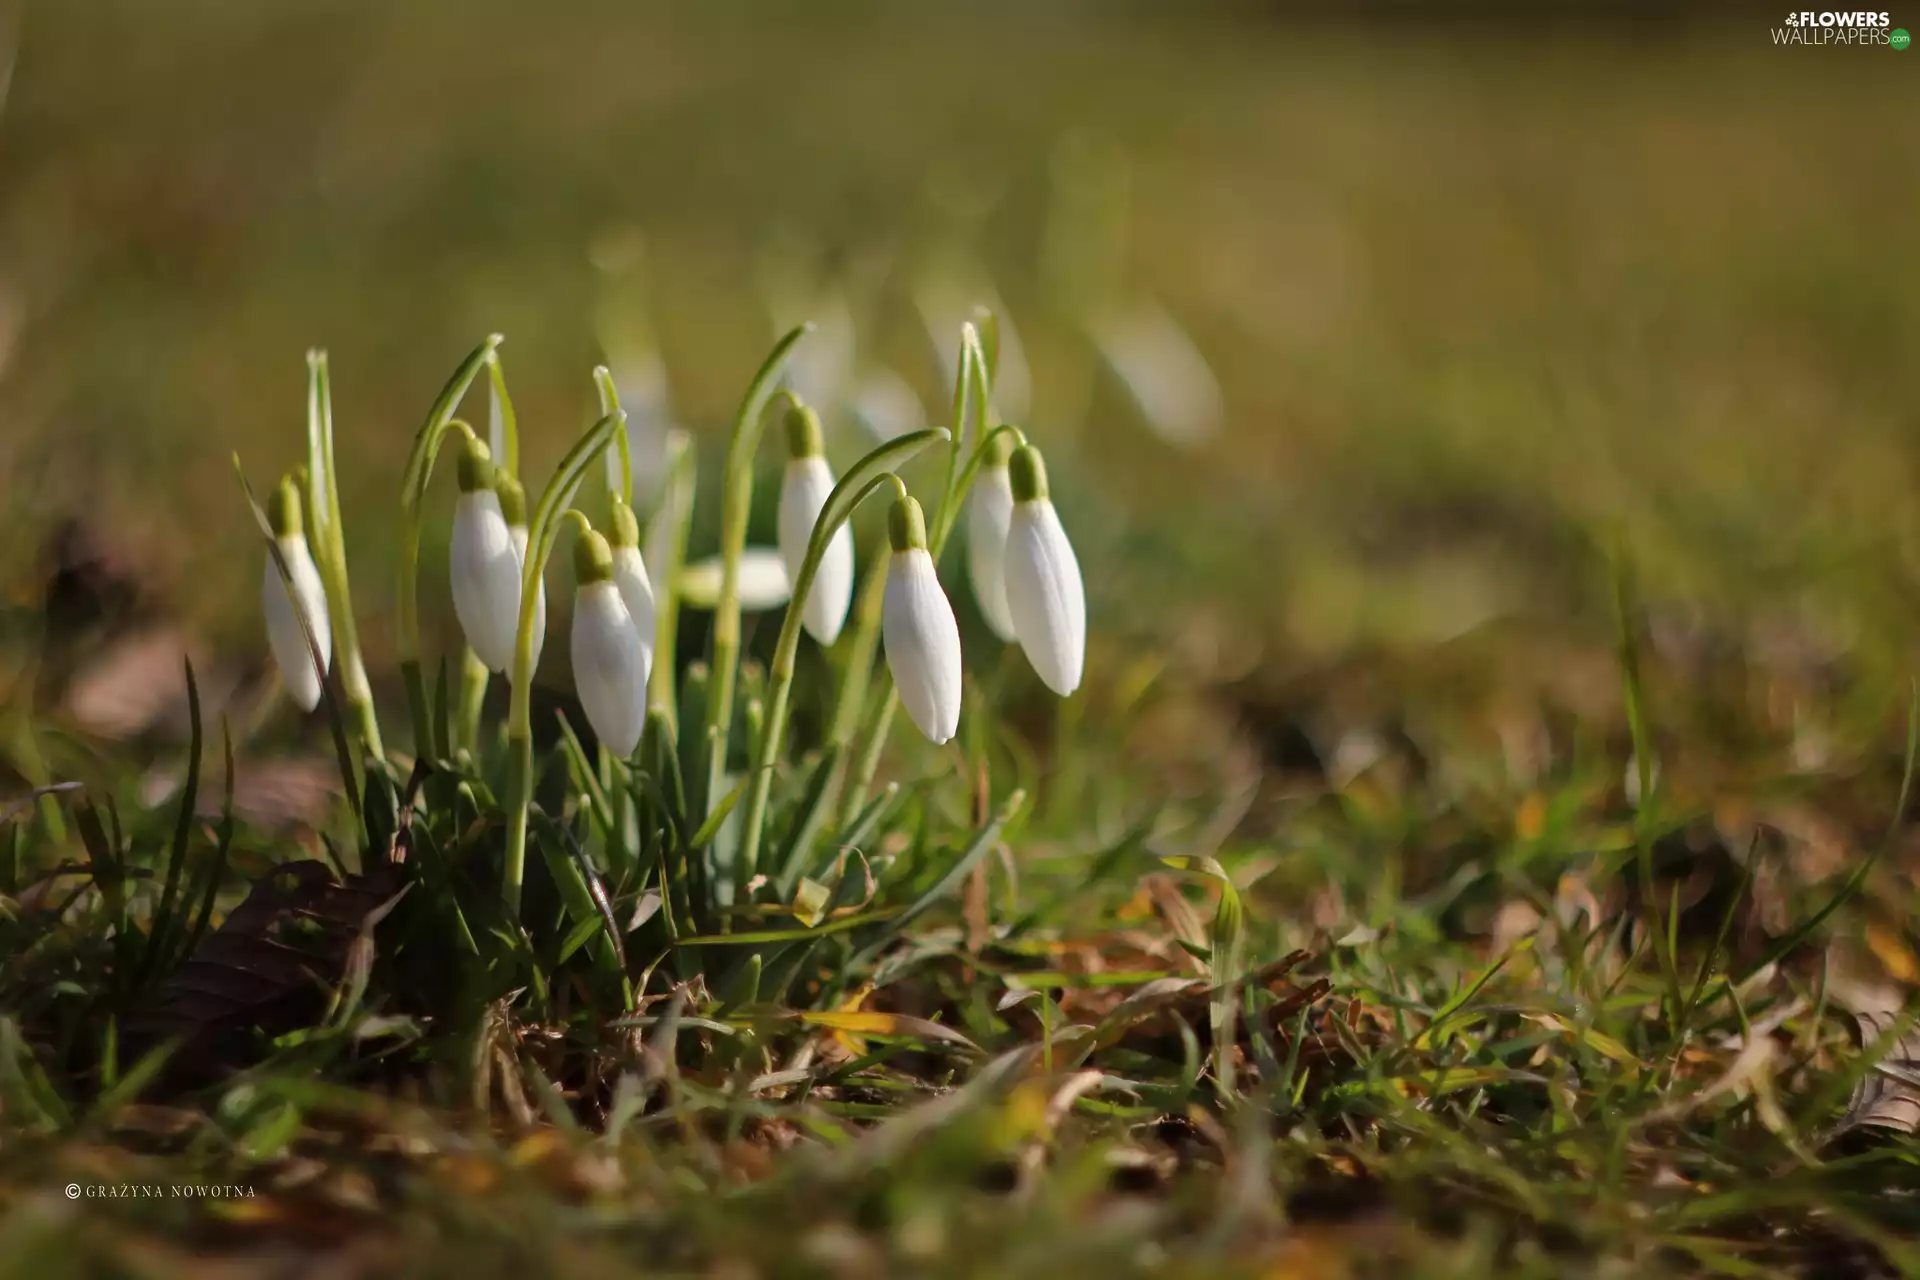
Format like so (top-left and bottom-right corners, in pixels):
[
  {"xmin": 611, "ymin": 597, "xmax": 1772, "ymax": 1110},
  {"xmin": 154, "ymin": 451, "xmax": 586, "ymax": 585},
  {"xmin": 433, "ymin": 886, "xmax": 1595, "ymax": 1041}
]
[{"xmin": 2, "ymin": 7, "xmax": 1920, "ymax": 1278}]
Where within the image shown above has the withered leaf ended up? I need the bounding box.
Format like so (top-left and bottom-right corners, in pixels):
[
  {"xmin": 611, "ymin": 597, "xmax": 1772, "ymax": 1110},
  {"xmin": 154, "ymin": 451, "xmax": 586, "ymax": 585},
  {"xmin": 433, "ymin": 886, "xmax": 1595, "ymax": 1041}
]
[
  {"xmin": 1830, "ymin": 1010, "xmax": 1920, "ymax": 1145},
  {"xmin": 124, "ymin": 859, "xmax": 400, "ymax": 1085}
]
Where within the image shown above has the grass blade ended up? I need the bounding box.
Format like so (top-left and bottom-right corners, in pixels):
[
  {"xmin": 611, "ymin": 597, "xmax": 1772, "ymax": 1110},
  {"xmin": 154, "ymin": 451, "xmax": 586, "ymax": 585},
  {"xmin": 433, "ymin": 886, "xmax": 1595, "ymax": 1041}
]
[
  {"xmin": 140, "ymin": 658, "xmax": 202, "ymax": 986},
  {"xmin": 849, "ymin": 790, "xmax": 1024, "ymax": 968}
]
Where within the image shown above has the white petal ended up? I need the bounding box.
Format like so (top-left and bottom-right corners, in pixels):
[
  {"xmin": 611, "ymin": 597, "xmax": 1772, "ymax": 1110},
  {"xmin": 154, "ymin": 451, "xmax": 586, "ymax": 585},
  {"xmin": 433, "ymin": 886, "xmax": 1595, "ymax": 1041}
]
[
  {"xmin": 451, "ymin": 492, "xmax": 525, "ymax": 673},
  {"xmin": 509, "ymin": 525, "xmax": 547, "ymax": 674},
  {"xmin": 679, "ymin": 548, "xmax": 791, "ymax": 612},
  {"xmin": 883, "ymin": 549, "xmax": 963, "ymax": 744},
  {"xmin": 965, "ymin": 464, "xmax": 1017, "ymax": 642},
  {"xmin": 570, "ymin": 581, "xmax": 650, "ymax": 757},
  {"xmin": 778, "ymin": 457, "xmax": 853, "ymax": 646},
  {"xmin": 1004, "ymin": 499, "xmax": 1085, "ymax": 696},
  {"xmin": 263, "ymin": 534, "xmax": 332, "ymax": 712},
  {"xmin": 612, "ymin": 545, "xmax": 656, "ymax": 643}
]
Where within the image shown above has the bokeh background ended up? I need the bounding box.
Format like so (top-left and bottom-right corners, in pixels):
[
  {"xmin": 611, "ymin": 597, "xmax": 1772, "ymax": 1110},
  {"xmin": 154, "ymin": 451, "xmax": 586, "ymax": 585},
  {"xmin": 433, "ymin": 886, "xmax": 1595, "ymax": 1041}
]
[{"xmin": 3, "ymin": 1, "xmax": 1919, "ymax": 793}]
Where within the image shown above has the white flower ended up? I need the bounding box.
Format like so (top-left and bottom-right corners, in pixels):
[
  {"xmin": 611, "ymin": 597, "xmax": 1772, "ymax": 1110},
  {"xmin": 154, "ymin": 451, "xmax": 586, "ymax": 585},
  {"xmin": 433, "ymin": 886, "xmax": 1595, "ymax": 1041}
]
[
  {"xmin": 261, "ymin": 478, "xmax": 332, "ymax": 712},
  {"xmin": 777, "ymin": 407, "xmax": 853, "ymax": 646},
  {"xmin": 882, "ymin": 496, "xmax": 962, "ymax": 744},
  {"xmin": 679, "ymin": 549, "xmax": 791, "ymax": 611},
  {"xmin": 449, "ymin": 443, "xmax": 527, "ymax": 674},
  {"xmin": 570, "ymin": 530, "xmax": 650, "ymax": 757},
  {"xmin": 965, "ymin": 452, "xmax": 1017, "ymax": 642},
  {"xmin": 1002, "ymin": 446, "xmax": 1085, "ymax": 697}
]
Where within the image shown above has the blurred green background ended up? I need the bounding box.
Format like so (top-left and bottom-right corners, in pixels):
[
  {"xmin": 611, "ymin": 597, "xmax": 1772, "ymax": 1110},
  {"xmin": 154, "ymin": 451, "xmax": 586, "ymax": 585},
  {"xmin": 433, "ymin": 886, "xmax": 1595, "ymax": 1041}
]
[{"xmin": 3, "ymin": 1, "xmax": 1918, "ymax": 749}]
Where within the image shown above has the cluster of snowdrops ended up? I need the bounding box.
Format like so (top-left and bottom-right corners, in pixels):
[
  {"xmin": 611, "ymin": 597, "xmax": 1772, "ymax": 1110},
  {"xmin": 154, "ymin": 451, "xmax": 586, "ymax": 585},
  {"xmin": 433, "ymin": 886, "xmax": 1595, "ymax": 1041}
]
[{"xmin": 246, "ymin": 322, "xmax": 1081, "ymax": 913}]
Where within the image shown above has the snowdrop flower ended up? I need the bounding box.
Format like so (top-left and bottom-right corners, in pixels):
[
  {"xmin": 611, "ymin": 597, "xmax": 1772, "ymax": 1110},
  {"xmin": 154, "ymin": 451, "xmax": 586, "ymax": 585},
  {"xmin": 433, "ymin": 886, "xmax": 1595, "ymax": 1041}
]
[
  {"xmin": 882, "ymin": 494, "xmax": 962, "ymax": 744},
  {"xmin": 607, "ymin": 496, "xmax": 656, "ymax": 644},
  {"xmin": 965, "ymin": 432, "xmax": 1017, "ymax": 642},
  {"xmin": 570, "ymin": 529, "xmax": 650, "ymax": 757},
  {"xmin": 1003, "ymin": 446, "xmax": 1085, "ymax": 696},
  {"xmin": 679, "ymin": 549, "xmax": 791, "ymax": 611},
  {"xmin": 776, "ymin": 404, "xmax": 853, "ymax": 646},
  {"xmin": 261, "ymin": 475, "xmax": 332, "ymax": 712},
  {"xmin": 449, "ymin": 441, "xmax": 525, "ymax": 674},
  {"xmin": 495, "ymin": 474, "xmax": 546, "ymax": 673}
]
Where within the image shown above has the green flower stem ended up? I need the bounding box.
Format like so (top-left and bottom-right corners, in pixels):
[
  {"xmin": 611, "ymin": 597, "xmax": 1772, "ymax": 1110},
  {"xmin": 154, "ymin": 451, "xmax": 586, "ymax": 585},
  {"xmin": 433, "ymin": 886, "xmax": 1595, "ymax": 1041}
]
[
  {"xmin": 827, "ymin": 539, "xmax": 889, "ymax": 749},
  {"xmin": 593, "ymin": 366, "xmax": 633, "ymax": 510},
  {"xmin": 399, "ymin": 415, "xmax": 480, "ymax": 758},
  {"xmin": 455, "ymin": 647, "xmax": 489, "ymax": 755},
  {"xmin": 503, "ymin": 411, "xmax": 626, "ymax": 917},
  {"xmin": 398, "ymin": 335, "xmax": 503, "ymax": 753},
  {"xmin": 839, "ymin": 328, "xmax": 997, "ymax": 826},
  {"xmin": 734, "ymin": 429, "xmax": 950, "ymax": 895},
  {"xmin": 838, "ymin": 695, "xmax": 900, "ymax": 832},
  {"xmin": 305, "ymin": 351, "xmax": 384, "ymax": 764},
  {"xmin": 701, "ymin": 324, "xmax": 810, "ymax": 818},
  {"xmin": 928, "ymin": 324, "xmax": 983, "ymax": 551},
  {"xmin": 647, "ymin": 432, "xmax": 696, "ymax": 728}
]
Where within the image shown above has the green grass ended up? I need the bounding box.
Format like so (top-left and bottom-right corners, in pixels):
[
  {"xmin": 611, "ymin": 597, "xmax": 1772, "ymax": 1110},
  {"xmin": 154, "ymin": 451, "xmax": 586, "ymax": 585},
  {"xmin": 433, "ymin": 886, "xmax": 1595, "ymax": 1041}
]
[
  {"xmin": 5, "ymin": 6, "xmax": 1920, "ymax": 1276},
  {"xmin": 6, "ymin": 329, "xmax": 1920, "ymax": 1280}
]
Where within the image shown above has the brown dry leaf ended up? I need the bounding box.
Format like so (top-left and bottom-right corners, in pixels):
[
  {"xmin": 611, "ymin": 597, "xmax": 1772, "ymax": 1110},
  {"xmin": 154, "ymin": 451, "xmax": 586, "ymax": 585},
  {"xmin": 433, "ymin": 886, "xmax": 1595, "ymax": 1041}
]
[
  {"xmin": 124, "ymin": 859, "xmax": 401, "ymax": 1084},
  {"xmin": 1830, "ymin": 1010, "xmax": 1920, "ymax": 1142}
]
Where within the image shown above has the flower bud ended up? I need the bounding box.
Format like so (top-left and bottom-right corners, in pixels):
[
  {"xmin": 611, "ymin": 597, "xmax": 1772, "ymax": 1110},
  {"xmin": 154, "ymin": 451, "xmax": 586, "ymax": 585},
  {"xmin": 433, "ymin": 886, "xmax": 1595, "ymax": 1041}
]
[
  {"xmin": 882, "ymin": 495, "xmax": 962, "ymax": 744},
  {"xmin": 965, "ymin": 431, "xmax": 1017, "ymax": 642},
  {"xmin": 777, "ymin": 405, "xmax": 853, "ymax": 646},
  {"xmin": 450, "ymin": 440, "xmax": 526, "ymax": 673},
  {"xmin": 262, "ymin": 475, "xmax": 333, "ymax": 712},
  {"xmin": 570, "ymin": 528, "xmax": 650, "ymax": 757},
  {"xmin": 1003, "ymin": 446, "xmax": 1084, "ymax": 696}
]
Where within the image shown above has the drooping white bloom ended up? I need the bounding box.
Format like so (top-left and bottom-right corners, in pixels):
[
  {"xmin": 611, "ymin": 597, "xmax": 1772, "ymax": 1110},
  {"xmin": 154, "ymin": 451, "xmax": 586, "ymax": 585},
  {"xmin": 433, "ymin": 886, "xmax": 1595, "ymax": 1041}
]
[
  {"xmin": 1002, "ymin": 446, "xmax": 1085, "ymax": 697},
  {"xmin": 607, "ymin": 497, "xmax": 656, "ymax": 646},
  {"xmin": 965, "ymin": 445, "xmax": 1017, "ymax": 642},
  {"xmin": 882, "ymin": 495, "xmax": 962, "ymax": 744},
  {"xmin": 679, "ymin": 549, "xmax": 791, "ymax": 612},
  {"xmin": 449, "ymin": 443, "xmax": 527, "ymax": 674},
  {"xmin": 262, "ymin": 476, "xmax": 332, "ymax": 712},
  {"xmin": 777, "ymin": 405, "xmax": 853, "ymax": 646},
  {"xmin": 570, "ymin": 529, "xmax": 650, "ymax": 757}
]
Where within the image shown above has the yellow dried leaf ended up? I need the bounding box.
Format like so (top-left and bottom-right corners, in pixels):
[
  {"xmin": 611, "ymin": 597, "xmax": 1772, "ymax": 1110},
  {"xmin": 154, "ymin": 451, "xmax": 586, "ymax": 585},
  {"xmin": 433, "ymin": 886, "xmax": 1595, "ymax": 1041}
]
[
  {"xmin": 1866, "ymin": 923, "xmax": 1920, "ymax": 984},
  {"xmin": 1516, "ymin": 792, "xmax": 1548, "ymax": 841}
]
